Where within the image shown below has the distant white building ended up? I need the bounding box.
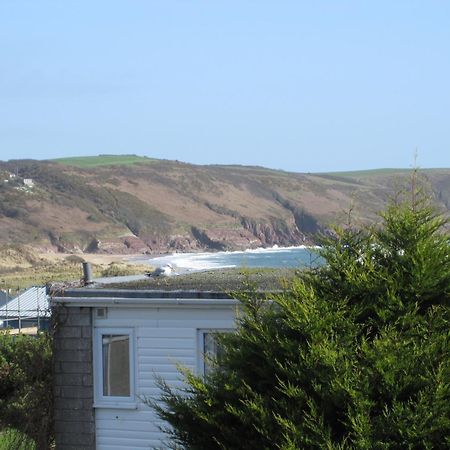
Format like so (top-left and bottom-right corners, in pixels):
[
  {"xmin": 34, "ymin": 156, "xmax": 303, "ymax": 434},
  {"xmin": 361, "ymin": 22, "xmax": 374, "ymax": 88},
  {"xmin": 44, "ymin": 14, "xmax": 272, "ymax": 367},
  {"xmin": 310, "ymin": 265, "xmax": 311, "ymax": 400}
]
[{"xmin": 23, "ymin": 178, "xmax": 34, "ymax": 187}]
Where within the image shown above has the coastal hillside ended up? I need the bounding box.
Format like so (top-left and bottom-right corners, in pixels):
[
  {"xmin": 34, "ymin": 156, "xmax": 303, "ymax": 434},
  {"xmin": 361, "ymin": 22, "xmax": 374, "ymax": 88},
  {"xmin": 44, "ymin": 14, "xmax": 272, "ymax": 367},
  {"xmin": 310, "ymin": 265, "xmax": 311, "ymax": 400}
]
[{"xmin": 0, "ymin": 155, "xmax": 449, "ymax": 256}]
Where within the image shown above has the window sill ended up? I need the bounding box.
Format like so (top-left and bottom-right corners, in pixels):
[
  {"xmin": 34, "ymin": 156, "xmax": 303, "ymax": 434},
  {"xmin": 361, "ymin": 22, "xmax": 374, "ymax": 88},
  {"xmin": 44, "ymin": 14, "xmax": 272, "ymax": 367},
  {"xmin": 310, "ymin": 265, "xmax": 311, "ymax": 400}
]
[{"xmin": 93, "ymin": 401, "xmax": 137, "ymax": 410}]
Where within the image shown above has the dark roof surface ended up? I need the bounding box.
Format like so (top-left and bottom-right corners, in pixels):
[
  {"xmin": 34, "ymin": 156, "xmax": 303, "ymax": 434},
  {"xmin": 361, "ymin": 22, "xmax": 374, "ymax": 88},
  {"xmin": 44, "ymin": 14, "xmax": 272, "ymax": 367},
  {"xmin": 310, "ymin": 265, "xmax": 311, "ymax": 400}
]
[
  {"xmin": 98, "ymin": 268, "xmax": 298, "ymax": 292},
  {"xmin": 0, "ymin": 286, "xmax": 49, "ymax": 318},
  {"xmin": 50, "ymin": 268, "xmax": 301, "ymax": 298}
]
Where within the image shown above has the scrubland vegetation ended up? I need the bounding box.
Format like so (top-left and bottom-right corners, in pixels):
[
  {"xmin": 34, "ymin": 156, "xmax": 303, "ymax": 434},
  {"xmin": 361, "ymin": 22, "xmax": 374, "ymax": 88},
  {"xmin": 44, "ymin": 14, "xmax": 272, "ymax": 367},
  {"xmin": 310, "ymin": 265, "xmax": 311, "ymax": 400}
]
[
  {"xmin": 0, "ymin": 245, "xmax": 150, "ymax": 291},
  {"xmin": 1, "ymin": 157, "xmax": 448, "ymax": 255}
]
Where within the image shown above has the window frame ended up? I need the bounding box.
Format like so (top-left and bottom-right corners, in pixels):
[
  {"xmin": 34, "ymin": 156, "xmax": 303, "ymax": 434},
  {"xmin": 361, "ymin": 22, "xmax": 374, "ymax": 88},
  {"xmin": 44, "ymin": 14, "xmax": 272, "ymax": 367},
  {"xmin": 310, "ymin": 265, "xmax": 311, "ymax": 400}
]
[
  {"xmin": 93, "ymin": 327, "xmax": 136, "ymax": 409},
  {"xmin": 196, "ymin": 328, "xmax": 233, "ymax": 378}
]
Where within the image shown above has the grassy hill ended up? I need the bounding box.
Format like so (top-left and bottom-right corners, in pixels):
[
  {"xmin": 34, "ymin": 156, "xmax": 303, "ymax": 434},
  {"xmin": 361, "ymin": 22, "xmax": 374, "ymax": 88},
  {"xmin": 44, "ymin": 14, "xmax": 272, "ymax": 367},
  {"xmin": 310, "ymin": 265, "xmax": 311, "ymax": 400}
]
[
  {"xmin": 0, "ymin": 156, "xmax": 448, "ymax": 256},
  {"xmin": 51, "ymin": 154, "xmax": 157, "ymax": 168}
]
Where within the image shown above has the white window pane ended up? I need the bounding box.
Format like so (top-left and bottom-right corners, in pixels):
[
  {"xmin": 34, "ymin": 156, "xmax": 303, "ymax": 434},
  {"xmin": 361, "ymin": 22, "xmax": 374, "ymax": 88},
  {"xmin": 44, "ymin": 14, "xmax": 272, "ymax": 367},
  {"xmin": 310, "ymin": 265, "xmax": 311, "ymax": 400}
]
[
  {"xmin": 102, "ymin": 334, "xmax": 130, "ymax": 397},
  {"xmin": 203, "ymin": 332, "xmax": 223, "ymax": 377}
]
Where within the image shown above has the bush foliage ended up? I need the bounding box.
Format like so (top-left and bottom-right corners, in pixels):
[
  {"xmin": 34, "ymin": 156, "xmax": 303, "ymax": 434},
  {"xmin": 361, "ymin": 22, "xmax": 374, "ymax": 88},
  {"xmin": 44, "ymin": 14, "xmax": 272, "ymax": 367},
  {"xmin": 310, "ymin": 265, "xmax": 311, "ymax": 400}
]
[
  {"xmin": 0, "ymin": 332, "xmax": 53, "ymax": 450},
  {"xmin": 153, "ymin": 192, "xmax": 449, "ymax": 449}
]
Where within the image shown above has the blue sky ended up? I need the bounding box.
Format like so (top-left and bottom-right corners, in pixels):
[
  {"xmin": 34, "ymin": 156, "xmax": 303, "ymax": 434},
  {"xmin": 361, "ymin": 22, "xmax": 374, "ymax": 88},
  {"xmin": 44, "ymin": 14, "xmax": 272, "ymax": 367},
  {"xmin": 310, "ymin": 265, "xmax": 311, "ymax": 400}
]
[{"xmin": 0, "ymin": 0, "xmax": 449, "ymax": 172}]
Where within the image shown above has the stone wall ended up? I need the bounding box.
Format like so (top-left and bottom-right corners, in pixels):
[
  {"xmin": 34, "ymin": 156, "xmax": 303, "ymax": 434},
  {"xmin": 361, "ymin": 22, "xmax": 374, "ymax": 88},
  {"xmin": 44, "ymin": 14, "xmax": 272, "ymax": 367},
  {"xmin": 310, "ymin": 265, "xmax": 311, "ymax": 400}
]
[{"xmin": 53, "ymin": 306, "xmax": 95, "ymax": 449}]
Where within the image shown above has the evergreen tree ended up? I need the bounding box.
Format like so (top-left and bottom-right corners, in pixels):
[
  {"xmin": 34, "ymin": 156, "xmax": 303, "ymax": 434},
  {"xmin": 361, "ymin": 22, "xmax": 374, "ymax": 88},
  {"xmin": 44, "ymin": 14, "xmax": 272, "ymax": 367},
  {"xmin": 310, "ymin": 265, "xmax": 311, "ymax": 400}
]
[{"xmin": 152, "ymin": 190, "xmax": 450, "ymax": 450}]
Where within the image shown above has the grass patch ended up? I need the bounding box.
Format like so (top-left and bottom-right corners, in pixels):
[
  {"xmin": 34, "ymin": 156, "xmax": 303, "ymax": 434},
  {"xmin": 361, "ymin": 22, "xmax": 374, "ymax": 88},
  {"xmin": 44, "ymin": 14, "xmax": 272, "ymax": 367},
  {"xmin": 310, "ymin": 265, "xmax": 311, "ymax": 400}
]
[
  {"xmin": 0, "ymin": 259, "xmax": 151, "ymax": 291},
  {"xmin": 51, "ymin": 154, "xmax": 157, "ymax": 168},
  {"xmin": 317, "ymin": 168, "xmax": 415, "ymax": 178},
  {"xmin": 0, "ymin": 429, "xmax": 36, "ymax": 450},
  {"xmin": 99, "ymin": 262, "xmax": 151, "ymax": 278}
]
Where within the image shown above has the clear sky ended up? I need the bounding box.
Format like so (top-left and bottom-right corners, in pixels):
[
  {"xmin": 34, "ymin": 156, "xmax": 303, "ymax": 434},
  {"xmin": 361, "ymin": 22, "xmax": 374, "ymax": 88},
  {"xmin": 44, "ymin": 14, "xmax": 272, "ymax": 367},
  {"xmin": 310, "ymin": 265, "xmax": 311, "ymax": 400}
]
[{"xmin": 1, "ymin": 0, "xmax": 449, "ymax": 172}]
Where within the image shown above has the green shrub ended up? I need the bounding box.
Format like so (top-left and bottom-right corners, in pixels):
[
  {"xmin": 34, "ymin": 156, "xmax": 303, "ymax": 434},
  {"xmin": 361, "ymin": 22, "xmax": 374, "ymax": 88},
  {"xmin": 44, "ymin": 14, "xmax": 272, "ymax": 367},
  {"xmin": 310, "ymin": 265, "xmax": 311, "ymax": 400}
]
[
  {"xmin": 0, "ymin": 332, "xmax": 53, "ymax": 450},
  {"xmin": 64, "ymin": 254, "xmax": 85, "ymax": 264},
  {"xmin": 0, "ymin": 428, "xmax": 36, "ymax": 450},
  {"xmin": 100, "ymin": 263, "xmax": 129, "ymax": 277}
]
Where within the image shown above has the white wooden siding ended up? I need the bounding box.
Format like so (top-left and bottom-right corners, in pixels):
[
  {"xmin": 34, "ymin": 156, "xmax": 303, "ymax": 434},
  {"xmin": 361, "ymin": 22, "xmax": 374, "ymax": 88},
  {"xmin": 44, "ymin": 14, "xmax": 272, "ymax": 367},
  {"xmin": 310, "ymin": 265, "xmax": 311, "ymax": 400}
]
[{"xmin": 94, "ymin": 305, "xmax": 236, "ymax": 450}]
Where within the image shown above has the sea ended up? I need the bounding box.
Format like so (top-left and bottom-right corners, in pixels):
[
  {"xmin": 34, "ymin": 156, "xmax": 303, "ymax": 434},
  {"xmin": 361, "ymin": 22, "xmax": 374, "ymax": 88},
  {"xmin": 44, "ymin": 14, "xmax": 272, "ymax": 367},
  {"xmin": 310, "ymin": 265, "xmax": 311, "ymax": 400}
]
[{"xmin": 145, "ymin": 246, "xmax": 323, "ymax": 273}]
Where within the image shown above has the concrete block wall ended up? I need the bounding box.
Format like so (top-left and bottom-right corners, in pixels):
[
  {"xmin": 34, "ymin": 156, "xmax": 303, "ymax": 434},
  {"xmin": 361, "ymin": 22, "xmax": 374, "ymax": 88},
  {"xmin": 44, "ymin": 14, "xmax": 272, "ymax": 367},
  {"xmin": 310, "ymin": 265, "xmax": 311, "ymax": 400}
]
[{"xmin": 53, "ymin": 306, "xmax": 95, "ymax": 449}]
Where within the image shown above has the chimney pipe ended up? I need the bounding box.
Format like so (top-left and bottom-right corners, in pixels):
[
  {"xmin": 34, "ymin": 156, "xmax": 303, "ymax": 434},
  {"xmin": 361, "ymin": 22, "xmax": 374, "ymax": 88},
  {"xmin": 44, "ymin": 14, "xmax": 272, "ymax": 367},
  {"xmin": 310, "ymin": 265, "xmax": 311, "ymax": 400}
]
[{"xmin": 82, "ymin": 262, "xmax": 93, "ymax": 285}]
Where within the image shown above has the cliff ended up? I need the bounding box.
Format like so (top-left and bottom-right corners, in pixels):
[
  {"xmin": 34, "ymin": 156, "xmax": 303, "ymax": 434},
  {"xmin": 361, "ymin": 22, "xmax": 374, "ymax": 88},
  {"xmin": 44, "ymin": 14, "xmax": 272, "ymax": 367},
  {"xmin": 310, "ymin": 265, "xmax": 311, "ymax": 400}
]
[{"xmin": 0, "ymin": 156, "xmax": 448, "ymax": 255}]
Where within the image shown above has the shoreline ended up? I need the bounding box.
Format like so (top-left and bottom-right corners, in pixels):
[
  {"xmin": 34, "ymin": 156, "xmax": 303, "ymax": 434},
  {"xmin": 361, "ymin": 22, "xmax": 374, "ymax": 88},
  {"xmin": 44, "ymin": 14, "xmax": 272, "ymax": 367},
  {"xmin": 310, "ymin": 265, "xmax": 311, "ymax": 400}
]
[
  {"xmin": 131, "ymin": 244, "xmax": 321, "ymax": 261},
  {"xmin": 132, "ymin": 245, "xmax": 322, "ymax": 273},
  {"xmin": 32, "ymin": 244, "xmax": 321, "ymax": 267}
]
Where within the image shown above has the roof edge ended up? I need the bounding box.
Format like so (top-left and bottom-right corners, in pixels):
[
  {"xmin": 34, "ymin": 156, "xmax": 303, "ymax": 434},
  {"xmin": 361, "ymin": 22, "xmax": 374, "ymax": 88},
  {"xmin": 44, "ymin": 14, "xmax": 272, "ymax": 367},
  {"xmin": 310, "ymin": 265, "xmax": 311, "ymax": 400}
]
[
  {"xmin": 49, "ymin": 288, "xmax": 278, "ymax": 299},
  {"xmin": 51, "ymin": 296, "xmax": 239, "ymax": 308}
]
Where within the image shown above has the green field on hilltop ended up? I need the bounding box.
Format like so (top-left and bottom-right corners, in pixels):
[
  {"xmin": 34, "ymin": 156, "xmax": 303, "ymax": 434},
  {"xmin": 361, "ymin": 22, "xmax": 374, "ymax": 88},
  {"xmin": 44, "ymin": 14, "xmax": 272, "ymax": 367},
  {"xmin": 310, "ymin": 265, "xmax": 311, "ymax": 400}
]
[
  {"xmin": 321, "ymin": 168, "xmax": 415, "ymax": 177},
  {"xmin": 52, "ymin": 154, "xmax": 157, "ymax": 168},
  {"xmin": 317, "ymin": 168, "xmax": 446, "ymax": 178}
]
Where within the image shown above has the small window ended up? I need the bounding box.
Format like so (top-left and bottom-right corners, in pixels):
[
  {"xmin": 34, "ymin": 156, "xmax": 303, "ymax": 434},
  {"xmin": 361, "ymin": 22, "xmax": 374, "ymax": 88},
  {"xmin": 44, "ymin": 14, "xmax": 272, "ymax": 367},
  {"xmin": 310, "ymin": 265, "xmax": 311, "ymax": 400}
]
[
  {"xmin": 102, "ymin": 334, "xmax": 130, "ymax": 396},
  {"xmin": 198, "ymin": 329, "xmax": 231, "ymax": 378},
  {"xmin": 94, "ymin": 328, "xmax": 135, "ymax": 406}
]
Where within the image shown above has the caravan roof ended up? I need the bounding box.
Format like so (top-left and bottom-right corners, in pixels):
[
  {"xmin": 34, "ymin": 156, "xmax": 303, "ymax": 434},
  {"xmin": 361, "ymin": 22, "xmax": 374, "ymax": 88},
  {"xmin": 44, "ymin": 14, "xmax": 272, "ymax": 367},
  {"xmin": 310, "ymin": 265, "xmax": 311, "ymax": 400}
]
[{"xmin": 0, "ymin": 286, "xmax": 49, "ymax": 319}]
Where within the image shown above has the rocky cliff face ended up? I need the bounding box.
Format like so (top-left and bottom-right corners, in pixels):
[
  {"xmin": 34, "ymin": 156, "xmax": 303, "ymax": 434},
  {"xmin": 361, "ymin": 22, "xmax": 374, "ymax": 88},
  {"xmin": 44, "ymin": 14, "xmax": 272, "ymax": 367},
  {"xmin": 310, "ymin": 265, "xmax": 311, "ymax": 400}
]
[
  {"xmin": 81, "ymin": 219, "xmax": 310, "ymax": 255},
  {"xmin": 240, "ymin": 217, "xmax": 308, "ymax": 247}
]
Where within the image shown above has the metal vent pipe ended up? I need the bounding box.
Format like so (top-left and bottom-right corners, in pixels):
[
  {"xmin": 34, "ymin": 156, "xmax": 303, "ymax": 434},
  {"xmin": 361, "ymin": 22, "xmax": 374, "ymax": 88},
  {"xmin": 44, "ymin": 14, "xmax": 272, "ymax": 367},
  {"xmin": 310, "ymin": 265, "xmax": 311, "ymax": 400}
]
[{"xmin": 82, "ymin": 262, "xmax": 93, "ymax": 285}]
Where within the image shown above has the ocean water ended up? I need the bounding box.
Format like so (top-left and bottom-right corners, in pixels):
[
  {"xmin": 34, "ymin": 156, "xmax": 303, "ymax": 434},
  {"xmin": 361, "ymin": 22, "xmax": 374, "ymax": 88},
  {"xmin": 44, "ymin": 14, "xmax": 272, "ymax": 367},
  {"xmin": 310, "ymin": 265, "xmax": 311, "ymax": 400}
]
[{"xmin": 146, "ymin": 246, "xmax": 322, "ymax": 273}]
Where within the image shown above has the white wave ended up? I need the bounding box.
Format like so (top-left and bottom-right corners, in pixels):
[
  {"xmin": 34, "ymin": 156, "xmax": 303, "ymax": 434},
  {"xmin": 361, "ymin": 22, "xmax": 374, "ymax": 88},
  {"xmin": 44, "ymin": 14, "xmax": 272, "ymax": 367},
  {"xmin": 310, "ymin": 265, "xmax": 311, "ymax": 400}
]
[
  {"xmin": 145, "ymin": 245, "xmax": 320, "ymax": 272},
  {"xmin": 147, "ymin": 252, "xmax": 237, "ymax": 271},
  {"xmin": 243, "ymin": 245, "xmax": 319, "ymax": 253},
  {"xmin": 172, "ymin": 256, "xmax": 236, "ymax": 271}
]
